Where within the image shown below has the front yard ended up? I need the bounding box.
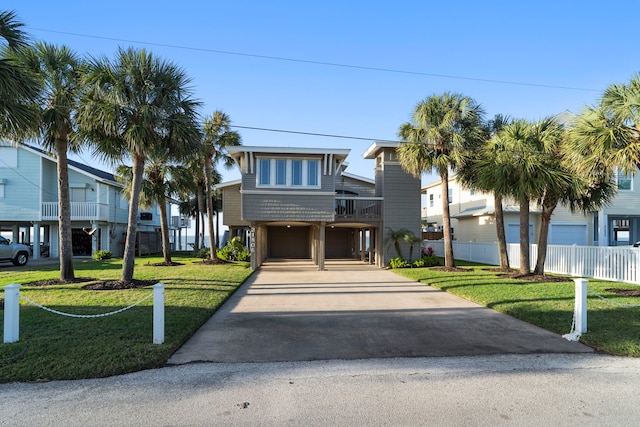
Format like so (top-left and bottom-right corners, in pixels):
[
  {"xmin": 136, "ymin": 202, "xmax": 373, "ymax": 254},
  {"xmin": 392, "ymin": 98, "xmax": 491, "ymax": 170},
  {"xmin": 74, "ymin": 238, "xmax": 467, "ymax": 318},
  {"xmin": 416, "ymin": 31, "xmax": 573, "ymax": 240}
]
[{"xmin": 0, "ymin": 254, "xmax": 253, "ymax": 383}]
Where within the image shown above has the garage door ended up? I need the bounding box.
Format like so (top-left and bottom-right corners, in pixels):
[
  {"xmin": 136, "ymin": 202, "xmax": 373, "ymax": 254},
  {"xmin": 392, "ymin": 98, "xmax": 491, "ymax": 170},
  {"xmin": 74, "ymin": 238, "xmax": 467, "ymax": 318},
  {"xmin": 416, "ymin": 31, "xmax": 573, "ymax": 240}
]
[
  {"xmin": 549, "ymin": 224, "xmax": 587, "ymax": 246},
  {"xmin": 507, "ymin": 223, "xmax": 533, "ymax": 243},
  {"xmin": 267, "ymin": 226, "xmax": 310, "ymax": 258}
]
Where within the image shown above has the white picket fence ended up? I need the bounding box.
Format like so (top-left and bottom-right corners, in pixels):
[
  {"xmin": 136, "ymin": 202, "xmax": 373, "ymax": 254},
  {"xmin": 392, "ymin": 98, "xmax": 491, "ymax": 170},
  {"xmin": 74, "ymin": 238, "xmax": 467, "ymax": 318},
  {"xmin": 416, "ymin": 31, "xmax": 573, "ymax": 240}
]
[{"xmin": 423, "ymin": 240, "xmax": 640, "ymax": 285}]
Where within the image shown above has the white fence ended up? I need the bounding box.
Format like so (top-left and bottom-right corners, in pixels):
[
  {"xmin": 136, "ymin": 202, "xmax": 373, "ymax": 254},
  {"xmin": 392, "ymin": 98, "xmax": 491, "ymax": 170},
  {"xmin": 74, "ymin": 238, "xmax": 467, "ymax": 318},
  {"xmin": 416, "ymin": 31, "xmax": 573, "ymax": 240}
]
[{"xmin": 423, "ymin": 240, "xmax": 640, "ymax": 285}]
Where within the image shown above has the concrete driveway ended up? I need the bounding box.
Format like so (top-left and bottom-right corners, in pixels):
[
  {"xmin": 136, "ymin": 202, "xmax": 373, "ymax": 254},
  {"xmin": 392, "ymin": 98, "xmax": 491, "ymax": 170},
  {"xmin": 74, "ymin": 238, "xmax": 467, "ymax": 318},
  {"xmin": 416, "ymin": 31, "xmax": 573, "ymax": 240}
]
[{"xmin": 168, "ymin": 259, "xmax": 591, "ymax": 364}]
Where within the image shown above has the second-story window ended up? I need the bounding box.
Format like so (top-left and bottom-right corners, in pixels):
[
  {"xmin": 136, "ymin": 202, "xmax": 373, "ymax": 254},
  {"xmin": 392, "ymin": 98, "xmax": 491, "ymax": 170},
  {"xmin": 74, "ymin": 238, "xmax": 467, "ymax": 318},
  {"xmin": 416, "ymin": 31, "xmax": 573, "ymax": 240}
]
[
  {"xmin": 429, "ymin": 194, "xmax": 434, "ymax": 208},
  {"xmin": 617, "ymin": 169, "xmax": 632, "ymax": 191},
  {"xmin": 257, "ymin": 158, "xmax": 321, "ymax": 188}
]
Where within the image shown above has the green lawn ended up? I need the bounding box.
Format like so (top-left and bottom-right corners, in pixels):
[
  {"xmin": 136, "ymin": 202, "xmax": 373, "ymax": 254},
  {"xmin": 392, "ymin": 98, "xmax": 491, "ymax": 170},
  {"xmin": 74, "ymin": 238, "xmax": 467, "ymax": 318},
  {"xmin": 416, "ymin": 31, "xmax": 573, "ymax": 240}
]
[
  {"xmin": 0, "ymin": 253, "xmax": 253, "ymax": 383},
  {"xmin": 394, "ymin": 260, "xmax": 640, "ymax": 357}
]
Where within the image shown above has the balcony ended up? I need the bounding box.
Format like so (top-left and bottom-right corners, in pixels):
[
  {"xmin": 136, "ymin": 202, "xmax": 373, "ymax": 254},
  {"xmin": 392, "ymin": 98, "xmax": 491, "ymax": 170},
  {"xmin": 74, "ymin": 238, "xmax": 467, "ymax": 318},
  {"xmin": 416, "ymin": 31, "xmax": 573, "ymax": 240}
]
[
  {"xmin": 334, "ymin": 197, "xmax": 383, "ymax": 222},
  {"xmin": 41, "ymin": 202, "xmax": 110, "ymax": 221}
]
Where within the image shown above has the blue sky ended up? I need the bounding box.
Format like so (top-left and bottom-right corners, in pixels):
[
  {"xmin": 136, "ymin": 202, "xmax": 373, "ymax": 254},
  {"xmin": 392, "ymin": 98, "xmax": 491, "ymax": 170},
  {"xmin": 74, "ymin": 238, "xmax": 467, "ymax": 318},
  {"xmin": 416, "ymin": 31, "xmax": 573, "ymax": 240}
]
[{"xmin": 6, "ymin": 1, "xmax": 638, "ymax": 183}]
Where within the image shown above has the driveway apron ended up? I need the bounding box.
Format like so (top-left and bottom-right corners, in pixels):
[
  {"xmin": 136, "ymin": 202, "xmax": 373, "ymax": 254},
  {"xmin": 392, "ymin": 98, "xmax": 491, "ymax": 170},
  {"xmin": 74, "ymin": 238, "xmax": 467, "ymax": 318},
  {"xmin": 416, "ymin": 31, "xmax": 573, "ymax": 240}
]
[{"xmin": 168, "ymin": 260, "xmax": 591, "ymax": 364}]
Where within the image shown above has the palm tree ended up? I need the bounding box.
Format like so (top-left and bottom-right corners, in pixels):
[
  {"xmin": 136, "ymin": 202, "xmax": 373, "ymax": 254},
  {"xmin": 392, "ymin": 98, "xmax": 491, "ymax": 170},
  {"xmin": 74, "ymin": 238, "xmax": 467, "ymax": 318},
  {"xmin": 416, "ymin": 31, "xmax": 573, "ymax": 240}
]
[
  {"xmin": 458, "ymin": 114, "xmax": 512, "ymax": 270},
  {"xmin": 572, "ymin": 73, "xmax": 640, "ymax": 175},
  {"xmin": 10, "ymin": 42, "xmax": 84, "ymax": 281},
  {"xmin": 201, "ymin": 111, "xmax": 241, "ymax": 261},
  {"xmin": 385, "ymin": 227, "xmax": 409, "ymax": 260},
  {"xmin": 485, "ymin": 118, "xmax": 570, "ymax": 275},
  {"xmin": 397, "ymin": 92, "xmax": 485, "ymax": 268},
  {"xmin": 78, "ymin": 47, "xmax": 201, "ymax": 281},
  {"xmin": 116, "ymin": 147, "xmax": 189, "ymax": 265},
  {"xmin": 403, "ymin": 232, "xmax": 422, "ymax": 262},
  {"xmin": 0, "ymin": 10, "xmax": 39, "ymax": 138}
]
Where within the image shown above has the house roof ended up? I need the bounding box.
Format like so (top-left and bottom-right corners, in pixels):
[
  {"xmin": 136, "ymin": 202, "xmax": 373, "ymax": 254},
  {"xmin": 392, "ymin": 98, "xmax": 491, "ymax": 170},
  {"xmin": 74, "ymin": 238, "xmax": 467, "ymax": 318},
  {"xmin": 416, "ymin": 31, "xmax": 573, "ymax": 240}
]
[
  {"xmin": 19, "ymin": 143, "xmax": 121, "ymax": 186},
  {"xmin": 362, "ymin": 140, "xmax": 399, "ymax": 159},
  {"xmin": 214, "ymin": 179, "xmax": 242, "ymax": 190},
  {"xmin": 451, "ymin": 204, "xmax": 541, "ymax": 219},
  {"xmin": 341, "ymin": 172, "xmax": 374, "ymax": 185},
  {"xmin": 226, "ymin": 146, "xmax": 350, "ymax": 157}
]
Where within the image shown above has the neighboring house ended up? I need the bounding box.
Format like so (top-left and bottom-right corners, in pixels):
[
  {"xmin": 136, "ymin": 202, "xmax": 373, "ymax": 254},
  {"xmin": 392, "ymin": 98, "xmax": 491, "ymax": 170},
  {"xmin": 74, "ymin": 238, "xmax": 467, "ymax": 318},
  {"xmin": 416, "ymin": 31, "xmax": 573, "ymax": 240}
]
[
  {"xmin": 422, "ymin": 168, "xmax": 640, "ymax": 247},
  {"xmin": 218, "ymin": 142, "xmax": 421, "ymax": 269},
  {"xmin": 0, "ymin": 142, "xmax": 172, "ymax": 259}
]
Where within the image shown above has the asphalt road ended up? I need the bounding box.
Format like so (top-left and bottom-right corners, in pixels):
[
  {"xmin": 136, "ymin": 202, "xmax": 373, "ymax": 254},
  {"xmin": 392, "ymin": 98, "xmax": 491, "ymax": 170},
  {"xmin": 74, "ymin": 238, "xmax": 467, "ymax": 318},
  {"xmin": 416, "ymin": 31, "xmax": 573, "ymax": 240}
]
[{"xmin": 2, "ymin": 354, "xmax": 640, "ymax": 426}]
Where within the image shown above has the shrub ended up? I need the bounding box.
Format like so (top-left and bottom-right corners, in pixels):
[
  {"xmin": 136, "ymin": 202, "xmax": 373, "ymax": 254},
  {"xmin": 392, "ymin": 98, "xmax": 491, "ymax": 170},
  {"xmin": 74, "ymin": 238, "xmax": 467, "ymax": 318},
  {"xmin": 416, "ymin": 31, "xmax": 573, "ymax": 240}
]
[
  {"xmin": 389, "ymin": 257, "xmax": 410, "ymax": 269},
  {"xmin": 217, "ymin": 236, "xmax": 250, "ymax": 262},
  {"xmin": 194, "ymin": 247, "xmax": 210, "ymax": 259},
  {"xmin": 92, "ymin": 250, "xmax": 112, "ymax": 261},
  {"xmin": 412, "ymin": 255, "xmax": 440, "ymax": 268},
  {"xmin": 421, "ymin": 246, "xmax": 435, "ymax": 257}
]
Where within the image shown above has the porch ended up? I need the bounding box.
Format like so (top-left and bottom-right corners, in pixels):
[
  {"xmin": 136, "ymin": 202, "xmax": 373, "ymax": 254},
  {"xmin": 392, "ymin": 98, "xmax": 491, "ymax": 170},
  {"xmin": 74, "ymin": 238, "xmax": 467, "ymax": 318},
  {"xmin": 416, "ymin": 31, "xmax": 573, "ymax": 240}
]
[{"xmin": 41, "ymin": 202, "xmax": 110, "ymax": 221}]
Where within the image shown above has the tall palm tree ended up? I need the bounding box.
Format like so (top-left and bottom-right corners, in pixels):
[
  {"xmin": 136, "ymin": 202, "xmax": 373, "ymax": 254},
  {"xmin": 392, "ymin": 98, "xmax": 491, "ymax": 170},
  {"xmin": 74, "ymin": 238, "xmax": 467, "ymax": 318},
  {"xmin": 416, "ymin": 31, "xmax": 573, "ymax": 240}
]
[
  {"xmin": 11, "ymin": 42, "xmax": 84, "ymax": 281},
  {"xmin": 572, "ymin": 73, "xmax": 640, "ymax": 174},
  {"xmin": 485, "ymin": 118, "xmax": 569, "ymax": 275},
  {"xmin": 458, "ymin": 114, "xmax": 512, "ymax": 270},
  {"xmin": 0, "ymin": 10, "xmax": 39, "ymax": 138},
  {"xmin": 78, "ymin": 47, "xmax": 201, "ymax": 281},
  {"xmin": 201, "ymin": 111, "xmax": 240, "ymax": 261},
  {"xmin": 397, "ymin": 92, "xmax": 485, "ymax": 268},
  {"xmin": 116, "ymin": 147, "xmax": 187, "ymax": 265}
]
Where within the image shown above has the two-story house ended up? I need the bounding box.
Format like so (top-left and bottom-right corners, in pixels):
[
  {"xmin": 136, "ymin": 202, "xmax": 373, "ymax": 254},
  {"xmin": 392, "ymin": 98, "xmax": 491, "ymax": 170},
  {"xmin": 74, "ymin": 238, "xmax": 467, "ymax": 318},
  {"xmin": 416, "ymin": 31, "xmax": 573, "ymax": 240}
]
[
  {"xmin": 217, "ymin": 142, "xmax": 421, "ymax": 270},
  {"xmin": 422, "ymin": 168, "xmax": 640, "ymax": 247},
  {"xmin": 0, "ymin": 142, "xmax": 171, "ymax": 259}
]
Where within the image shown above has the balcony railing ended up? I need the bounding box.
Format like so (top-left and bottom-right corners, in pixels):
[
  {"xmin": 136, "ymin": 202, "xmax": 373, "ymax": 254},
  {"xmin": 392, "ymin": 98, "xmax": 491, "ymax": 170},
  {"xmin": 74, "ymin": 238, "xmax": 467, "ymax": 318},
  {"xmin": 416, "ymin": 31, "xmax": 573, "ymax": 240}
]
[
  {"xmin": 41, "ymin": 202, "xmax": 110, "ymax": 221},
  {"xmin": 334, "ymin": 197, "xmax": 383, "ymax": 222}
]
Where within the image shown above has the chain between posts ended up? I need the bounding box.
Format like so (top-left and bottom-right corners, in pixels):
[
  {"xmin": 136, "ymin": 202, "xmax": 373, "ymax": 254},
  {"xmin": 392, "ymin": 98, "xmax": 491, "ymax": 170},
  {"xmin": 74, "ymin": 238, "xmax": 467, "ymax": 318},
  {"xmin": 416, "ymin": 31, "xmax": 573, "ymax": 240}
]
[{"xmin": 19, "ymin": 292, "xmax": 154, "ymax": 318}]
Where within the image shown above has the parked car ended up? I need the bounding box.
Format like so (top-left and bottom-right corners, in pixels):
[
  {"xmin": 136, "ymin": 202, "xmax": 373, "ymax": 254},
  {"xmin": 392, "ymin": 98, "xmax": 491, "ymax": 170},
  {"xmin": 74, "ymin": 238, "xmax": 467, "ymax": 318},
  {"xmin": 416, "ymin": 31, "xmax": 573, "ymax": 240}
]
[{"xmin": 0, "ymin": 236, "xmax": 30, "ymax": 266}]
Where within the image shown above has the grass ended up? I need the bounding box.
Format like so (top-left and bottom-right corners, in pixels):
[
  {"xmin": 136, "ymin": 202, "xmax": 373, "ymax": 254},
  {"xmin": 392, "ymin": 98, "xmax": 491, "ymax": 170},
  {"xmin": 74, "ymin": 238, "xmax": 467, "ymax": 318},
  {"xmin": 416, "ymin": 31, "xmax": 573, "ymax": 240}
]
[
  {"xmin": 0, "ymin": 253, "xmax": 253, "ymax": 383},
  {"xmin": 394, "ymin": 260, "xmax": 640, "ymax": 357}
]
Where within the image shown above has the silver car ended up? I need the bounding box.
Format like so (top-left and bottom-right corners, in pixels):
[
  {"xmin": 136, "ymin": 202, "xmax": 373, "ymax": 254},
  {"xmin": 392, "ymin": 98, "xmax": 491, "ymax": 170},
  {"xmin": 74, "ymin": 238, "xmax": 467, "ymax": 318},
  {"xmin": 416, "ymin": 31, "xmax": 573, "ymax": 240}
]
[{"xmin": 0, "ymin": 235, "xmax": 30, "ymax": 266}]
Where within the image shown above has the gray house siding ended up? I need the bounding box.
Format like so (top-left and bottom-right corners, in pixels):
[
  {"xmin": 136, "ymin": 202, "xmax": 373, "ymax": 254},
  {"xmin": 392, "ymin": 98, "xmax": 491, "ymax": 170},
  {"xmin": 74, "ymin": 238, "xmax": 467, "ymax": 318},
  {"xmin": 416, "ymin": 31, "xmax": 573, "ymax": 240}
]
[
  {"xmin": 242, "ymin": 193, "xmax": 335, "ymax": 222},
  {"xmin": 337, "ymin": 175, "xmax": 375, "ymax": 196}
]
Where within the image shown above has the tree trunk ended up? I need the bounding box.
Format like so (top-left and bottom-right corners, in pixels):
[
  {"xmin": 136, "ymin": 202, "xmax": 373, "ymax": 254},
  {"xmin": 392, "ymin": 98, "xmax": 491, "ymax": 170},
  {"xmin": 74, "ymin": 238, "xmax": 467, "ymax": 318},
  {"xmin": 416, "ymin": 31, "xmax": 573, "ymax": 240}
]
[
  {"xmin": 55, "ymin": 135, "xmax": 75, "ymax": 281},
  {"xmin": 204, "ymin": 155, "xmax": 217, "ymax": 260},
  {"xmin": 158, "ymin": 194, "xmax": 172, "ymax": 264},
  {"xmin": 441, "ymin": 169, "xmax": 456, "ymax": 268},
  {"xmin": 494, "ymin": 193, "xmax": 509, "ymax": 270},
  {"xmin": 519, "ymin": 197, "xmax": 530, "ymax": 275},
  {"xmin": 193, "ymin": 207, "xmax": 200, "ymax": 251},
  {"xmin": 534, "ymin": 199, "xmax": 558, "ymax": 275},
  {"xmin": 196, "ymin": 184, "xmax": 206, "ymax": 249},
  {"xmin": 122, "ymin": 152, "xmax": 145, "ymax": 281}
]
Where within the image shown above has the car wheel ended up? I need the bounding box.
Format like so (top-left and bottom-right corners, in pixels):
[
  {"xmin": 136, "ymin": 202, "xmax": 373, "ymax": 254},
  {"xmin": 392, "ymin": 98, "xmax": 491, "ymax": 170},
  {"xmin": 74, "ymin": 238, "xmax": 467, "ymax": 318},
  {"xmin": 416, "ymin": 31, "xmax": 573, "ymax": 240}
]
[{"xmin": 13, "ymin": 251, "xmax": 28, "ymax": 266}]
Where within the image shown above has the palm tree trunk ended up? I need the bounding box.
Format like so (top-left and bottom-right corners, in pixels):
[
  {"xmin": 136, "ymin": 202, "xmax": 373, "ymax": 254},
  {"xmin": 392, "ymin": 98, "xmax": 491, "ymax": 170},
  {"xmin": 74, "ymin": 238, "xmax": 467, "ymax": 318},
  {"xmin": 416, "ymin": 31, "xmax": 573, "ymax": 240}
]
[
  {"xmin": 534, "ymin": 201, "xmax": 557, "ymax": 275},
  {"xmin": 519, "ymin": 197, "xmax": 530, "ymax": 275},
  {"xmin": 441, "ymin": 170, "xmax": 456, "ymax": 268},
  {"xmin": 55, "ymin": 136, "xmax": 75, "ymax": 281},
  {"xmin": 122, "ymin": 153, "xmax": 145, "ymax": 281},
  {"xmin": 158, "ymin": 194, "xmax": 172, "ymax": 264},
  {"xmin": 196, "ymin": 185, "xmax": 206, "ymax": 249},
  {"xmin": 494, "ymin": 193, "xmax": 509, "ymax": 270},
  {"xmin": 204, "ymin": 155, "xmax": 217, "ymax": 260}
]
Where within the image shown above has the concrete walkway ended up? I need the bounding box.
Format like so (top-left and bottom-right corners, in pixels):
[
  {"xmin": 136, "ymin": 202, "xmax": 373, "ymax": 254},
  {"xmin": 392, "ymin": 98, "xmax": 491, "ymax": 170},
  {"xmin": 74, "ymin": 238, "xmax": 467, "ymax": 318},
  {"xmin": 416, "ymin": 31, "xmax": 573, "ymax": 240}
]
[{"xmin": 168, "ymin": 259, "xmax": 591, "ymax": 364}]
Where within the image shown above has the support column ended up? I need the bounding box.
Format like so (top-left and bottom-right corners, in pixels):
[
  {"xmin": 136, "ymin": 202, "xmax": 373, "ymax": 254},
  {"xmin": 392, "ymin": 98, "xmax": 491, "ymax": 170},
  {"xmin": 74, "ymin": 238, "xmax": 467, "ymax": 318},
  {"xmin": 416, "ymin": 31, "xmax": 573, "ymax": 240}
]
[
  {"xmin": 360, "ymin": 229, "xmax": 366, "ymax": 262},
  {"xmin": 32, "ymin": 222, "xmax": 40, "ymax": 260},
  {"xmin": 598, "ymin": 211, "xmax": 607, "ymax": 246},
  {"xmin": 249, "ymin": 226, "xmax": 257, "ymax": 270},
  {"xmin": 318, "ymin": 222, "xmax": 326, "ymax": 271}
]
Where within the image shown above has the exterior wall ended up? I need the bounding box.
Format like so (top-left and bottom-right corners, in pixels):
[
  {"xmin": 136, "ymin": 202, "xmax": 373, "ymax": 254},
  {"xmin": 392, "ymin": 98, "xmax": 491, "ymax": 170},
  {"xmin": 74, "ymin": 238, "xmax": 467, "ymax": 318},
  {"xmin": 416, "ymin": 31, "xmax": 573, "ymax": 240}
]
[
  {"xmin": 377, "ymin": 148, "xmax": 421, "ymax": 263},
  {"xmin": 242, "ymin": 193, "xmax": 335, "ymax": 222},
  {"xmin": 0, "ymin": 146, "xmax": 41, "ymax": 220},
  {"xmin": 338, "ymin": 175, "xmax": 375, "ymax": 196},
  {"xmin": 221, "ymin": 184, "xmax": 250, "ymax": 227}
]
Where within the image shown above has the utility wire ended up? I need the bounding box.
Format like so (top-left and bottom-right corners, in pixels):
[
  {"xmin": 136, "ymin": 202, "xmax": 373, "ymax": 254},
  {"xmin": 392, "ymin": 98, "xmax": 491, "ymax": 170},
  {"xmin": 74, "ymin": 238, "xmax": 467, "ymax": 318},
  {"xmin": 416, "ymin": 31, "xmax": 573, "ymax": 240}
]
[
  {"xmin": 30, "ymin": 27, "xmax": 599, "ymax": 93},
  {"xmin": 230, "ymin": 125, "xmax": 399, "ymax": 142}
]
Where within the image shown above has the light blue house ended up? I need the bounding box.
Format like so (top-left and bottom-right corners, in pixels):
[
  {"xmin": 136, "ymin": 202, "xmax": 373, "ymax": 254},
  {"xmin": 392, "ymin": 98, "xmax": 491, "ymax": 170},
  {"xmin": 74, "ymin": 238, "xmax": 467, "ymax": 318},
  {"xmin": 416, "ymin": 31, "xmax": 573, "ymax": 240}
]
[{"xmin": 0, "ymin": 142, "xmax": 172, "ymax": 259}]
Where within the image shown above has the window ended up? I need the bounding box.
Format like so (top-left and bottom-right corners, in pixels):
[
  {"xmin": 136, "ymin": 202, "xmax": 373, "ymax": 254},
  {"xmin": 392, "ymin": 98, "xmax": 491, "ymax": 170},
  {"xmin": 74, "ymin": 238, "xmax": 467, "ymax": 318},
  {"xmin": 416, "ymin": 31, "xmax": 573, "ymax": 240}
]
[
  {"xmin": 257, "ymin": 158, "xmax": 320, "ymax": 188},
  {"xmin": 291, "ymin": 160, "xmax": 302, "ymax": 186},
  {"xmin": 0, "ymin": 183, "xmax": 4, "ymax": 198},
  {"xmin": 259, "ymin": 159, "xmax": 270, "ymax": 185},
  {"xmin": 593, "ymin": 214, "xmax": 599, "ymax": 242},
  {"xmin": 617, "ymin": 170, "xmax": 632, "ymax": 190},
  {"xmin": 307, "ymin": 160, "xmax": 319, "ymax": 186},
  {"xmin": 469, "ymin": 188, "xmax": 475, "ymax": 196},
  {"xmin": 71, "ymin": 187, "xmax": 86, "ymax": 202},
  {"xmin": 275, "ymin": 159, "xmax": 287, "ymax": 185},
  {"xmin": 448, "ymin": 188, "xmax": 453, "ymax": 204},
  {"xmin": 429, "ymin": 194, "xmax": 434, "ymax": 208}
]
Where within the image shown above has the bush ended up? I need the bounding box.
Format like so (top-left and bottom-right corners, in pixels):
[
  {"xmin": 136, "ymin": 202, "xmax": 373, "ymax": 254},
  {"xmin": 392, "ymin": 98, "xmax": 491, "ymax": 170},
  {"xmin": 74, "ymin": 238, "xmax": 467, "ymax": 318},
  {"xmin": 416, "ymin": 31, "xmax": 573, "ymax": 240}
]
[
  {"xmin": 421, "ymin": 246, "xmax": 435, "ymax": 257},
  {"xmin": 92, "ymin": 250, "xmax": 112, "ymax": 261},
  {"xmin": 217, "ymin": 236, "xmax": 251, "ymax": 262},
  {"xmin": 389, "ymin": 257, "xmax": 410, "ymax": 269},
  {"xmin": 193, "ymin": 247, "xmax": 210, "ymax": 259},
  {"xmin": 412, "ymin": 255, "xmax": 440, "ymax": 268}
]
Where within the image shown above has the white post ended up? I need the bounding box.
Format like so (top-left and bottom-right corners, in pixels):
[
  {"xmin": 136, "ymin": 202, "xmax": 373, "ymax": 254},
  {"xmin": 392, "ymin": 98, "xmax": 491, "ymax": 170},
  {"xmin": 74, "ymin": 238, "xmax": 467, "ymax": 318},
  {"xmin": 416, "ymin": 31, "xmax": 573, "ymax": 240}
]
[
  {"xmin": 3, "ymin": 284, "xmax": 21, "ymax": 343},
  {"xmin": 152, "ymin": 283, "xmax": 165, "ymax": 345},
  {"xmin": 574, "ymin": 278, "xmax": 588, "ymax": 334}
]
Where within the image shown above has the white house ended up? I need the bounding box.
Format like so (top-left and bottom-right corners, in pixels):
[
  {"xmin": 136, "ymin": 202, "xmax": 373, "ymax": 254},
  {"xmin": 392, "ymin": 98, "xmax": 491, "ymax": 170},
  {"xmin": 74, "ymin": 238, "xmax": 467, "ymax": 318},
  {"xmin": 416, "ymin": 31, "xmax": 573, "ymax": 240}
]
[
  {"xmin": 0, "ymin": 142, "xmax": 175, "ymax": 259},
  {"xmin": 422, "ymin": 168, "xmax": 640, "ymax": 247}
]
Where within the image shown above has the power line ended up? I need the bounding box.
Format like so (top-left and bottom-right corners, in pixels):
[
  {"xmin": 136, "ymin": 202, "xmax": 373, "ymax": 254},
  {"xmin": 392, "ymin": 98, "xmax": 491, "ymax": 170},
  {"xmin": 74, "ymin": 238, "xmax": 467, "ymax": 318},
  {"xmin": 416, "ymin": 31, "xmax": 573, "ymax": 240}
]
[
  {"xmin": 29, "ymin": 27, "xmax": 600, "ymax": 93},
  {"xmin": 230, "ymin": 125, "xmax": 399, "ymax": 142}
]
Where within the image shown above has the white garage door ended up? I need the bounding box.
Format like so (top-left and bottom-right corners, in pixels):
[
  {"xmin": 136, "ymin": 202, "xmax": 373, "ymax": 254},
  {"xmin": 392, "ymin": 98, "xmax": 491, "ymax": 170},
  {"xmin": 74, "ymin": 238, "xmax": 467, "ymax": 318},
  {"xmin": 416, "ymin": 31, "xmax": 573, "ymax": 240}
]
[{"xmin": 549, "ymin": 224, "xmax": 587, "ymax": 246}]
